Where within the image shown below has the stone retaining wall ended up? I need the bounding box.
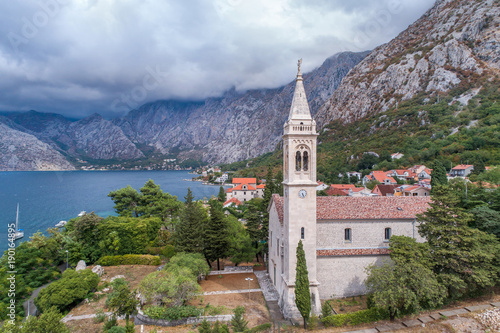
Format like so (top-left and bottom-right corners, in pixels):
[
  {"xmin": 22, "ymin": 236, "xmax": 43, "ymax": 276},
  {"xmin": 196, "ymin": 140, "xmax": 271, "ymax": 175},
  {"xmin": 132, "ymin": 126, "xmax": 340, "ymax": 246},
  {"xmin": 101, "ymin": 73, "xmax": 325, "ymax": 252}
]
[
  {"xmin": 134, "ymin": 312, "xmax": 232, "ymax": 327},
  {"xmin": 209, "ymin": 266, "xmax": 253, "ymax": 275}
]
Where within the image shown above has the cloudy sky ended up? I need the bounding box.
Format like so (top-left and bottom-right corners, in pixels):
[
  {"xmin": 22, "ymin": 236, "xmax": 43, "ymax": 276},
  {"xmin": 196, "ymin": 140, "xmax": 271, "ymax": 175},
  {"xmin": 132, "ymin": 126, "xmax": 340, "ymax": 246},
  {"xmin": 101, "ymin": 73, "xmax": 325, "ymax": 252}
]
[{"xmin": 0, "ymin": 0, "xmax": 436, "ymax": 119}]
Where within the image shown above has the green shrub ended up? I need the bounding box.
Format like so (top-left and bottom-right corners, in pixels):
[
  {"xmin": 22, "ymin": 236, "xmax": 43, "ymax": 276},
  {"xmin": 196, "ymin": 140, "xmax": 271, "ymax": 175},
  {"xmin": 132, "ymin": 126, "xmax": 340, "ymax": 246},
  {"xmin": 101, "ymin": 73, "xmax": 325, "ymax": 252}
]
[
  {"xmin": 249, "ymin": 323, "xmax": 272, "ymax": 333},
  {"xmin": 103, "ymin": 315, "xmax": 118, "ymax": 332},
  {"xmin": 97, "ymin": 254, "xmax": 161, "ymax": 266},
  {"xmin": 143, "ymin": 305, "xmax": 202, "ymax": 320},
  {"xmin": 94, "ymin": 309, "xmax": 106, "ymax": 323},
  {"xmin": 321, "ymin": 308, "xmax": 388, "ymax": 327},
  {"xmin": 34, "ymin": 269, "xmax": 99, "ymax": 313},
  {"xmin": 321, "ymin": 301, "xmax": 332, "ymax": 317},
  {"xmin": 107, "ymin": 326, "xmax": 126, "ymax": 333}
]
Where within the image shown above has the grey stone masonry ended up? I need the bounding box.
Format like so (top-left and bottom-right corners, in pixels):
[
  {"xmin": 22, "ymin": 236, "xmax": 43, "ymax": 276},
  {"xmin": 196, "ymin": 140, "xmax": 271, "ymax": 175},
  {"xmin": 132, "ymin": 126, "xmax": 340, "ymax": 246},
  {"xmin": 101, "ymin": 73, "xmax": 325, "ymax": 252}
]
[
  {"xmin": 417, "ymin": 315, "xmax": 434, "ymax": 323},
  {"xmin": 429, "ymin": 313, "xmax": 442, "ymax": 320},
  {"xmin": 465, "ymin": 304, "xmax": 493, "ymax": 312},
  {"xmin": 254, "ymin": 270, "xmax": 279, "ymax": 302},
  {"xmin": 439, "ymin": 308, "xmax": 469, "ymax": 317},
  {"xmin": 402, "ymin": 319, "xmax": 421, "ymax": 327},
  {"xmin": 375, "ymin": 323, "xmax": 406, "ymax": 332}
]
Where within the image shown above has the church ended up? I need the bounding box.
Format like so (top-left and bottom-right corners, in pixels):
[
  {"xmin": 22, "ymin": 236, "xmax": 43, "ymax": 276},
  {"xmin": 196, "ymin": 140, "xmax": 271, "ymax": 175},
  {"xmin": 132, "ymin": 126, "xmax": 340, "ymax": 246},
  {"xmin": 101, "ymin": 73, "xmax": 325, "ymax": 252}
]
[{"xmin": 267, "ymin": 60, "xmax": 431, "ymax": 320}]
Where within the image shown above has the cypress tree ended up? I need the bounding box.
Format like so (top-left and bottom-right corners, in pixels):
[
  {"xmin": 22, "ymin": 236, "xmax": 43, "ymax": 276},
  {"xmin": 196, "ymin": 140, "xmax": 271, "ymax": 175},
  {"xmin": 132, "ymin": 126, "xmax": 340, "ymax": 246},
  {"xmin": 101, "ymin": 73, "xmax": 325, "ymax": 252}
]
[
  {"xmin": 176, "ymin": 188, "xmax": 207, "ymax": 253},
  {"xmin": 295, "ymin": 240, "xmax": 311, "ymax": 329},
  {"xmin": 430, "ymin": 160, "xmax": 448, "ymax": 191},
  {"xmin": 218, "ymin": 186, "xmax": 227, "ymax": 202},
  {"xmin": 205, "ymin": 200, "xmax": 229, "ymax": 270}
]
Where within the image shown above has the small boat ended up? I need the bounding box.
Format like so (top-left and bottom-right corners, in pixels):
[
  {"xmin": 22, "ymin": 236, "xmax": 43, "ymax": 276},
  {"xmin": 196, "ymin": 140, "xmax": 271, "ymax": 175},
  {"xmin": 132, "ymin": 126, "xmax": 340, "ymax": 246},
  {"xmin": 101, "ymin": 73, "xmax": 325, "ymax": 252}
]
[
  {"xmin": 77, "ymin": 211, "xmax": 86, "ymax": 217},
  {"xmin": 14, "ymin": 204, "xmax": 24, "ymax": 240},
  {"xmin": 55, "ymin": 220, "xmax": 67, "ymax": 228}
]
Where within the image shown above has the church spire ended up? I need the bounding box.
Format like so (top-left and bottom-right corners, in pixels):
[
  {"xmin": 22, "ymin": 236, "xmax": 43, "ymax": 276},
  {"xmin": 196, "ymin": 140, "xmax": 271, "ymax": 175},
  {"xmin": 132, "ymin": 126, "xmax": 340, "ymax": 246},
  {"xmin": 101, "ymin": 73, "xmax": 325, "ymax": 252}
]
[{"xmin": 288, "ymin": 58, "xmax": 312, "ymax": 120}]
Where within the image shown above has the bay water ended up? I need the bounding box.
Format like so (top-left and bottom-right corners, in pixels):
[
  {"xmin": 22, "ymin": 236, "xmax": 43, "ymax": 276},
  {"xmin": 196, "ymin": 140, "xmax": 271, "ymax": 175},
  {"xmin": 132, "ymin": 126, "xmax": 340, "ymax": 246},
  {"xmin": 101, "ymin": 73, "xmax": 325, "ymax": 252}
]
[{"xmin": 0, "ymin": 170, "xmax": 222, "ymax": 253}]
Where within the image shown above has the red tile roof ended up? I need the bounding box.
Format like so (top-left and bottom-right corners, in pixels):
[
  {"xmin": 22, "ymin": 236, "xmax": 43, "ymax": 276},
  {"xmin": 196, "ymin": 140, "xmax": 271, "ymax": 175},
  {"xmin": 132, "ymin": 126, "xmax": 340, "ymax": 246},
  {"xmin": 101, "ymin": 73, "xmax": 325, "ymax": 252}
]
[
  {"xmin": 370, "ymin": 171, "xmax": 397, "ymax": 183},
  {"xmin": 256, "ymin": 184, "xmax": 266, "ymax": 189},
  {"xmin": 232, "ymin": 178, "xmax": 257, "ymax": 184},
  {"xmin": 269, "ymin": 196, "xmax": 430, "ymax": 223},
  {"xmin": 325, "ymin": 188, "xmax": 349, "ymax": 196},
  {"xmin": 452, "ymin": 164, "xmax": 474, "ymax": 170},
  {"xmin": 224, "ymin": 197, "xmax": 242, "ymax": 207},
  {"xmin": 270, "ymin": 194, "xmax": 284, "ymax": 223},
  {"xmin": 420, "ymin": 169, "xmax": 432, "ymax": 175},
  {"xmin": 330, "ymin": 184, "xmax": 356, "ymax": 190},
  {"xmin": 350, "ymin": 187, "xmax": 366, "ymax": 192},
  {"xmin": 231, "ymin": 183, "xmax": 256, "ymax": 191},
  {"xmin": 402, "ymin": 185, "xmax": 420, "ymax": 192},
  {"xmin": 371, "ymin": 184, "xmax": 400, "ymax": 196}
]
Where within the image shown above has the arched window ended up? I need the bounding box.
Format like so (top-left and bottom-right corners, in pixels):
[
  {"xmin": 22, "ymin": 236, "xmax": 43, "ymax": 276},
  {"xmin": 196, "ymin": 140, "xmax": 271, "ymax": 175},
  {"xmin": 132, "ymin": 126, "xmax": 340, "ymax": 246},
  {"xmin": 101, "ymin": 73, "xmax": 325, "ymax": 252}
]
[
  {"xmin": 301, "ymin": 227, "xmax": 305, "ymax": 239},
  {"xmin": 384, "ymin": 228, "xmax": 391, "ymax": 241},
  {"xmin": 296, "ymin": 151, "xmax": 302, "ymax": 171},
  {"xmin": 303, "ymin": 151, "xmax": 309, "ymax": 171},
  {"xmin": 344, "ymin": 228, "xmax": 352, "ymax": 242}
]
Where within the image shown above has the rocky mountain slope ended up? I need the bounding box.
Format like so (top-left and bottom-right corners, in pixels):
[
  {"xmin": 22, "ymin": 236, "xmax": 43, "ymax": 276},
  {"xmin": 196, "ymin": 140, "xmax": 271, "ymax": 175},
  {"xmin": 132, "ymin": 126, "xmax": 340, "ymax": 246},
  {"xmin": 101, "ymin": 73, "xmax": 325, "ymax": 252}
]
[
  {"xmin": 316, "ymin": 0, "xmax": 500, "ymax": 126},
  {"xmin": 114, "ymin": 51, "xmax": 369, "ymax": 164},
  {"xmin": 1, "ymin": 111, "xmax": 144, "ymax": 165},
  {"xmin": 0, "ymin": 121, "xmax": 75, "ymax": 171}
]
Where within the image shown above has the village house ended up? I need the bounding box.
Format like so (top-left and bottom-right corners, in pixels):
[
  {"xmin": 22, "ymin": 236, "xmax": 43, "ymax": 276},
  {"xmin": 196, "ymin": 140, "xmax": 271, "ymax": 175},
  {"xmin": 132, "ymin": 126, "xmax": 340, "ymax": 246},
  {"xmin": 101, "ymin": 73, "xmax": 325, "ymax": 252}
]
[
  {"xmin": 223, "ymin": 197, "xmax": 242, "ymax": 208},
  {"xmin": 346, "ymin": 171, "xmax": 363, "ymax": 181},
  {"xmin": 395, "ymin": 185, "xmax": 431, "ymax": 197},
  {"xmin": 267, "ymin": 63, "xmax": 431, "ymax": 319},
  {"xmin": 388, "ymin": 169, "xmax": 416, "ymax": 181},
  {"xmin": 409, "ymin": 165, "xmax": 427, "ymax": 175},
  {"xmin": 362, "ymin": 170, "xmax": 397, "ymax": 186},
  {"xmin": 450, "ymin": 164, "xmax": 474, "ymax": 178},
  {"xmin": 226, "ymin": 178, "xmax": 265, "ymax": 202},
  {"xmin": 391, "ymin": 152, "xmax": 404, "ymax": 160},
  {"xmin": 371, "ymin": 184, "xmax": 400, "ymax": 196},
  {"xmin": 316, "ymin": 181, "xmax": 329, "ymax": 191},
  {"xmin": 215, "ymin": 173, "xmax": 229, "ymax": 183},
  {"xmin": 418, "ymin": 168, "xmax": 432, "ymax": 180}
]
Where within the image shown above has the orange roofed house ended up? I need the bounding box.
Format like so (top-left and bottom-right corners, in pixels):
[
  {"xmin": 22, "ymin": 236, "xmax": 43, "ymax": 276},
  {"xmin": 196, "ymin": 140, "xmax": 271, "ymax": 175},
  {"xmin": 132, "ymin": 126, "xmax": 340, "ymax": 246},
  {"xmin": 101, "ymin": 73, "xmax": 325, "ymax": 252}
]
[
  {"xmin": 226, "ymin": 178, "xmax": 265, "ymax": 202},
  {"xmin": 362, "ymin": 171, "xmax": 397, "ymax": 186},
  {"xmin": 450, "ymin": 164, "xmax": 474, "ymax": 178}
]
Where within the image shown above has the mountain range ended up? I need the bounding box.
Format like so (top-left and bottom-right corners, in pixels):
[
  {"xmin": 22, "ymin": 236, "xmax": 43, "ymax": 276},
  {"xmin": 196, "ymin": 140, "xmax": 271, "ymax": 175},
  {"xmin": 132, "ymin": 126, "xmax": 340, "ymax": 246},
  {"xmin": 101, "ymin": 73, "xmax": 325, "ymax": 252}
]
[
  {"xmin": 1, "ymin": 0, "xmax": 499, "ymax": 171},
  {"xmin": 0, "ymin": 51, "xmax": 367, "ymax": 170}
]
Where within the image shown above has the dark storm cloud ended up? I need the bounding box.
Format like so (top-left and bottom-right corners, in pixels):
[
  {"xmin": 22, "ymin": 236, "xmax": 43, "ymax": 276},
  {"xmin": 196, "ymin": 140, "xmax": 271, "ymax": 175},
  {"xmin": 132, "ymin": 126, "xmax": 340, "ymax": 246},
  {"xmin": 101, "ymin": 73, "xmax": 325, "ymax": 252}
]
[{"xmin": 0, "ymin": 0, "xmax": 436, "ymax": 118}]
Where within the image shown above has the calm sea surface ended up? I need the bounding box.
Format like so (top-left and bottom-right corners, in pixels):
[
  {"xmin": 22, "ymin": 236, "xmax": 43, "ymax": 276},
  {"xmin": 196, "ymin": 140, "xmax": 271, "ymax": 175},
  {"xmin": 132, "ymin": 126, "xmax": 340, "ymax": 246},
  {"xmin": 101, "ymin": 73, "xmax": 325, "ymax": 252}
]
[{"xmin": 0, "ymin": 170, "xmax": 221, "ymax": 253}]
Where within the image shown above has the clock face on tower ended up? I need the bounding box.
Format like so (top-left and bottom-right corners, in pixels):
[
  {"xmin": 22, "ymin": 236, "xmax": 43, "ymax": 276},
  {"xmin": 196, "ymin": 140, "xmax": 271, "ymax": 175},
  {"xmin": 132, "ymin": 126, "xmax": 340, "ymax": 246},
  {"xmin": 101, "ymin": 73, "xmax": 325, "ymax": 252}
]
[{"xmin": 298, "ymin": 189, "xmax": 307, "ymax": 198}]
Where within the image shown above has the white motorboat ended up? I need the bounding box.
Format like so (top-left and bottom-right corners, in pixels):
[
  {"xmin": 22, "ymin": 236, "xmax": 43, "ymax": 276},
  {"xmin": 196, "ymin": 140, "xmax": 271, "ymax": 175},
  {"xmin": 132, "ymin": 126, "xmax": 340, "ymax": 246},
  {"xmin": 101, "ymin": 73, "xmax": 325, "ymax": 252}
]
[
  {"xmin": 14, "ymin": 204, "xmax": 24, "ymax": 240},
  {"xmin": 55, "ymin": 220, "xmax": 67, "ymax": 228},
  {"xmin": 77, "ymin": 211, "xmax": 86, "ymax": 217}
]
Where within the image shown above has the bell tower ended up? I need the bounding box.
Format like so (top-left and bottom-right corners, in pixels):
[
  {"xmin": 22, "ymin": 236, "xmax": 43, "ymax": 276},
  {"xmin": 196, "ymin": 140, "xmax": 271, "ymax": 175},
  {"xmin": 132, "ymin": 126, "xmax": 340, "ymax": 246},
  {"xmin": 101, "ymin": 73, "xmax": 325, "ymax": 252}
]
[{"xmin": 280, "ymin": 59, "xmax": 321, "ymax": 319}]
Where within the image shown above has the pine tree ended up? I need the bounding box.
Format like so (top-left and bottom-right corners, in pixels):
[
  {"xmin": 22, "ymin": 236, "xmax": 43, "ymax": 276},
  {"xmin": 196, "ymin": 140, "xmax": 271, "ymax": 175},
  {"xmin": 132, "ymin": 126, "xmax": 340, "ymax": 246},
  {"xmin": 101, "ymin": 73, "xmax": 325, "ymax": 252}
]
[
  {"xmin": 205, "ymin": 200, "xmax": 230, "ymax": 270},
  {"xmin": 417, "ymin": 185, "xmax": 500, "ymax": 299},
  {"xmin": 275, "ymin": 170, "xmax": 284, "ymax": 196},
  {"xmin": 295, "ymin": 240, "xmax": 311, "ymax": 329},
  {"xmin": 218, "ymin": 186, "xmax": 226, "ymax": 202},
  {"xmin": 430, "ymin": 160, "xmax": 448, "ymax": 190},
  {"xmin": 230, "ymin": 306, "xmax": 248, "ymax": 332},
  {"xmin": 472, "ymin": 158, "xmax": 485, "ymax": 175},
  {"xmin": 176, "ymin": 188, "xmax": 207, "ymax": 253}
]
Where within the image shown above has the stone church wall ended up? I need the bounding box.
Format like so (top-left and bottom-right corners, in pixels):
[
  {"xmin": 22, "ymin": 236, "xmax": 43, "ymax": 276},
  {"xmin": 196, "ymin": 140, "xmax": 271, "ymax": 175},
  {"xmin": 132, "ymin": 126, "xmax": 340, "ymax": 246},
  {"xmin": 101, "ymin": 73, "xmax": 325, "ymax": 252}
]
[{"xmin": 316, "ymin": 255, "xmax": 387, "ymax": 298}]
